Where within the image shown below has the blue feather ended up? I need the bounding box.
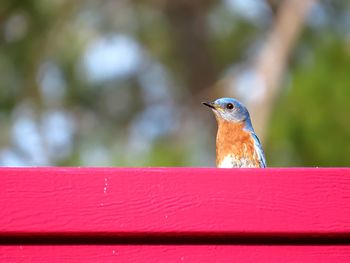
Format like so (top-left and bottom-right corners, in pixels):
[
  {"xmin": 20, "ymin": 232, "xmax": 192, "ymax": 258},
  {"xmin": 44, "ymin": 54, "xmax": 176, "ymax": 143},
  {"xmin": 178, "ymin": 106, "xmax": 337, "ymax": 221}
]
[{"xmin": 251, "ymin": 132, "xmax": 266, "ymax": 168}]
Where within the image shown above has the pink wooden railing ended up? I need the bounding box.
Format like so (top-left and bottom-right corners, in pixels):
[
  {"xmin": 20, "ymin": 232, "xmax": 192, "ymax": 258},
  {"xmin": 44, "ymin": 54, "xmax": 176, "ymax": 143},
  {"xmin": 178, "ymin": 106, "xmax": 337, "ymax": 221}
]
[{"xmin": 0, "ymin": 168, "xmax": 350, "ymax": 262}]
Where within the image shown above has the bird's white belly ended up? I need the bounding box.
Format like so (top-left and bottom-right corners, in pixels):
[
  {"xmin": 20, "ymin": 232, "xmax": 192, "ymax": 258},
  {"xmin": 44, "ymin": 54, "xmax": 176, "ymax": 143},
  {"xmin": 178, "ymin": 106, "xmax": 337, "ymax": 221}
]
[{"xmin": 218, "ymin": 155, "xmax": 258, "ymax": 168}]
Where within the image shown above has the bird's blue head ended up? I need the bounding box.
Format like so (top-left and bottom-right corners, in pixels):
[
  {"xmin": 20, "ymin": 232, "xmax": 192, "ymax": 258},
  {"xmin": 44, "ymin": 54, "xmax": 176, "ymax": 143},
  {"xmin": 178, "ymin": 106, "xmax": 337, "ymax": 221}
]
[{"xmin": 202, "ymin": 97, "xmax": 252, "ymax": 127}]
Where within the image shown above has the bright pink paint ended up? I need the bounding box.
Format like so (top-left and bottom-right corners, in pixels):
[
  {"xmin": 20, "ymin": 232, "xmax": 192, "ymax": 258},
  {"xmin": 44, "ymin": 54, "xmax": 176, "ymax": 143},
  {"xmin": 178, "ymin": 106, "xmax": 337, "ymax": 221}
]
[
  {"xmin": 0, "ymin": 168, "xmax": 350, "ymax": 261},
  {"xmin": 1, "ymin": 167, "xmax": 350, "ymax": 235},
  {"xmin": 1, "ymin": 246, "xmax": 350, "ymax": 262}
]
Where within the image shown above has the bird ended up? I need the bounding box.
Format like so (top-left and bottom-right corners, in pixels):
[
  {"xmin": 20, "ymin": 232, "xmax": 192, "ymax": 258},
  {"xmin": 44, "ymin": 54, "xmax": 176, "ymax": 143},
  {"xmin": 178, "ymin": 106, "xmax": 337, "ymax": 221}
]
[{"xmin": 202, "ymin": 97, "xmax": 266, "ymax": 168}]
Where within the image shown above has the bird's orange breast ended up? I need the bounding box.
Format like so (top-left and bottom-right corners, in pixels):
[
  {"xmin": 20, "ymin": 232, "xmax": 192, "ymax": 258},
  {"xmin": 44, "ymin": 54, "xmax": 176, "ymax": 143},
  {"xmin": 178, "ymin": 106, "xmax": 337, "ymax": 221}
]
[{"xmin": 216, "ymin": 120, "xmax": 259, "ymax": 167}]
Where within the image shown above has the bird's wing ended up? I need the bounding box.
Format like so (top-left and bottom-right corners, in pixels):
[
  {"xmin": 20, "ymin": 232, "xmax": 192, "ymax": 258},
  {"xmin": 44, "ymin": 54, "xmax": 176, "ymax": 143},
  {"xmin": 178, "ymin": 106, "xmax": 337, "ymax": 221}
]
[{"xmin": 251, "ymin": 133, "xmax": 267, "ymax": 168}]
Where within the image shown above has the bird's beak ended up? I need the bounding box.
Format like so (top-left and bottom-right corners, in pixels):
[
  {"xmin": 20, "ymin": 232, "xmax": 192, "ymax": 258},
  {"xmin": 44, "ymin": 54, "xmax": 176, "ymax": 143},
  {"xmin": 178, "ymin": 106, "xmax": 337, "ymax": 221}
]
[
  {"xmin": 202, "ymin": 101, "xmax": 217, "ymax": 110},
  {"xmin": 202, "ymin": 101, "xmax": 225, "ymax": 112}
]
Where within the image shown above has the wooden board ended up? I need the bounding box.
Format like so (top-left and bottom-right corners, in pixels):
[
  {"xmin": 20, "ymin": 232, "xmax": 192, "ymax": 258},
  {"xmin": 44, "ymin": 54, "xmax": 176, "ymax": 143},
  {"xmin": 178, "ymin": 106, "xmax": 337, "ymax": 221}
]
[
  {"xmin": 1, "ymin": 168, "xmax": 350, "ymax": 237},
  {"xmin": 1, "ymin": 168, "xmax": 350, "ymax": 262},
  {"xmin": 1, "ymin": 246, "xmax": 350, "ymax": 263}
]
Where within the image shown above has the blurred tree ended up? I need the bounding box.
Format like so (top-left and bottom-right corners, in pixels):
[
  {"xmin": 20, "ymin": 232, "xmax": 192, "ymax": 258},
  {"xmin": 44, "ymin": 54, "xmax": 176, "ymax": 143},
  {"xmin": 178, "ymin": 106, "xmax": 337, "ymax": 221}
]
[
  {"xmin": 217, "ymin": 0, "xmax": 315, "ymax": 139},
  {"xmin": 267, "ymin": 38, "xmax": 350, "ymax": 166},
  {"xmin": 0, "ymin": 0, "xmax": 349, "ymax": 167}
]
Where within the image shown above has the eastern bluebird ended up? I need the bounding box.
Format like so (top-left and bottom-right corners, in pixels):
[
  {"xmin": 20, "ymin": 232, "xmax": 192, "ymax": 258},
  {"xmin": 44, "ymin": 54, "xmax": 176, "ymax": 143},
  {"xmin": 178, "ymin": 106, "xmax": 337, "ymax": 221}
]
[{"xmin": 203, "ymin": 98, "xmax": 266, "ymax": 168}]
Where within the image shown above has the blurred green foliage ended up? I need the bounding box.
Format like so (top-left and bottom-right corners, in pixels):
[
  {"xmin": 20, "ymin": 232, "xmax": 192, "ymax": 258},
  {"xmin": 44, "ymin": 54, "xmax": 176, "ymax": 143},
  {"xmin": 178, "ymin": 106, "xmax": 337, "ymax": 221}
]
[
  {"xmin": 267, "ymin": 37, "xmax": 350, "ymax": 166},
  {"xmin": 0, "ymin": 0, "xmax": 349, "ymax": 167}
]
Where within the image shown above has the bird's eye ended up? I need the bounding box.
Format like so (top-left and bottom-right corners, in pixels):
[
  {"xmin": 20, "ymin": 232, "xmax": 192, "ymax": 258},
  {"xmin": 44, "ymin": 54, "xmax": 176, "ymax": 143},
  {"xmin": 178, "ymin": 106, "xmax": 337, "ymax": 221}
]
[{"xmin": 226, "ymin": 103, "xmax": 234, "ymax": 110}]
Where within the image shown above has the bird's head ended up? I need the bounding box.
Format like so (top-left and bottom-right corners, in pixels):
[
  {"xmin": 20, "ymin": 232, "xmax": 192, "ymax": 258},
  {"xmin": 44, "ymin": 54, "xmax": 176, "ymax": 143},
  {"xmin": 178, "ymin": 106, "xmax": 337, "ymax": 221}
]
[{"xmin": 202, "ymin": 97, "xmax": 251, "ymax": 124}]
